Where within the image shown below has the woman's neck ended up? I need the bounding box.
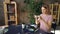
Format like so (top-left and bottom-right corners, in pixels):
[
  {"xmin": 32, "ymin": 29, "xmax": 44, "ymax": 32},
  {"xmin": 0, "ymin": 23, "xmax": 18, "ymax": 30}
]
[{"xmin": 42, "ymin": 13, "xmax": 48, "ymax": 15}]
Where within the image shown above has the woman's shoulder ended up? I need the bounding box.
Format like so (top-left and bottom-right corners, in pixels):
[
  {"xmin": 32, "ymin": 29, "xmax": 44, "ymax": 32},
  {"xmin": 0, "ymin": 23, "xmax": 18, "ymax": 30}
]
[
  {"xmin": 48, "ymin": 14, "xmax": 52, "ymax": 17},
  {"xmin": 39, "ymin": 14, "xmax": 43, "ymax": 16},
  {"xmin": 48, "ymin": 15, "xmax": 52, "ymax": 18}
]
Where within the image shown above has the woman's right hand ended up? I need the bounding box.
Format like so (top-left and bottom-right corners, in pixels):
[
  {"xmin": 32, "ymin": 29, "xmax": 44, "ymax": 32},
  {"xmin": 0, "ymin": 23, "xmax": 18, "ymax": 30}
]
[
  {"xmin": 34, "ymin": 15, "xmax": 37, "ymax": 19},
  {"xmin": 34, "ymin": 15, "xmax": 40, "ymax": 24},
  {"xmin": 34, "ymin": 15, "xmax": 40, "ymax": 19}
]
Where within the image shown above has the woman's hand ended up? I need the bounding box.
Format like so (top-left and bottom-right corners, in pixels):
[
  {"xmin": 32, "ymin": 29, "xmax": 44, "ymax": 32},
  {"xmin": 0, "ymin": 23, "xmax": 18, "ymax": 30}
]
[{"xmin": 34, "ymin": 15, "xmax": 40, "ymax": 25}]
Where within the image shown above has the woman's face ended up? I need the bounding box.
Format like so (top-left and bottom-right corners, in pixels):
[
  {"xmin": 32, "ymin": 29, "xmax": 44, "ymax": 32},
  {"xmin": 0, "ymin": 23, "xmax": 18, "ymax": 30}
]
[{"xmin": 41, "ymin": 7, "xmax": 48, "ymax": 14}]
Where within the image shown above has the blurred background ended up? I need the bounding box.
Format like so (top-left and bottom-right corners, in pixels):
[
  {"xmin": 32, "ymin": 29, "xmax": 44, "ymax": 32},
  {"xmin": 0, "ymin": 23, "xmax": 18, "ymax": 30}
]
[
  {"xmin": 0, "ymin": 0, "xmax": 60, "ymax": 34},
  {"xmin": 0, "ymin": 0, "xmax": 60, "ymax": 26}
]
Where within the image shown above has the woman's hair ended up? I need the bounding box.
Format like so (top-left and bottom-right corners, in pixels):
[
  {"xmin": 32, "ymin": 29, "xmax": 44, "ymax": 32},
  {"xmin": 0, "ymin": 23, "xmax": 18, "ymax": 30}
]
[
  {"xmin": 42, "ymin": 4, "xmax": 49, "ymax": 10},
  {"xmin": 41, "ymin": 4, "xmax": 51, "ymax": 15}
]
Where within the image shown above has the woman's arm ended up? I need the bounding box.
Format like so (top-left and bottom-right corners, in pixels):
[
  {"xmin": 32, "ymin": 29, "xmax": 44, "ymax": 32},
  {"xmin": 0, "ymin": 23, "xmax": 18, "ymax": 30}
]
[
  {"xmin": 34, "ymin": 15, "xmax": 40, "ymax": 25},
  {"xmin": 35, "ymin": 18, "xmax": 40, "ymax": 25},
  {"xmin": 40, "ymin": 16, "xmax": 52, "ymax": 30}
]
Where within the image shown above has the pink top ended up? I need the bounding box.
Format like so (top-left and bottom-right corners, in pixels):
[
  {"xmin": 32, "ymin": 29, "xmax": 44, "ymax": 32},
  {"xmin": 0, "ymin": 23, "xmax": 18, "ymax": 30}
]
[{"xmin": 38, "ymin": 14, "xmax": 52, "ymax": 32}]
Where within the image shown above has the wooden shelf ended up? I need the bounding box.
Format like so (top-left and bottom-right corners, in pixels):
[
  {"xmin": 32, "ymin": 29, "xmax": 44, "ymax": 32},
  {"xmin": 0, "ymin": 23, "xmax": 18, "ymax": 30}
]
[
  {"xmin": 8, "ymin": 20, "xmax": 15, "ymax": 21},
  {"xmin": 4, "ymin": 1, "xmax": 18, "ymax": 25},
  {"xmin": 7, "ymin": 12, "xmax": 15, "ymax": 15},
  {"xmin": 49, "ymin": 4, "xmax": 60, "ymax": 25}
]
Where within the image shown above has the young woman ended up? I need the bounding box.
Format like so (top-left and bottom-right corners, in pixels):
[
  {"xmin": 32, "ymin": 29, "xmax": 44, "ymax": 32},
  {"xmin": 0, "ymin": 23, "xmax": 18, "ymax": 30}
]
[{"xmin": 34, "ymin": 4, "xmax": 53, "ymax": 34}]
